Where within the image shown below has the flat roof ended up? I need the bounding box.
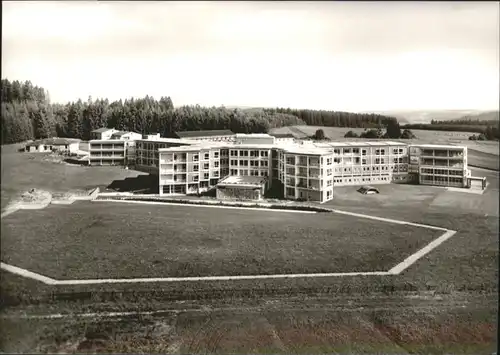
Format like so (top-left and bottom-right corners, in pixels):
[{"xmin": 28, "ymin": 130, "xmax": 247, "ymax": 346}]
[
  {"xmin": 26, "ymin": 138, "xmax": 81, "ymax": 146},
  {"xmin": 110, "ymin": 131, "xmax": 140, "ymax": 137},
  {"xmin": 91, "ymin": 128, "xmax": 116, "ymax": 133},
  {"xmin": 270, "ymin": 133, "xmax": 295, "ymax": 138},
  {"xmin": 411, "ymin": 144, "xmax": 465, "ymax": 149},
  {"xmin": 175, "ymin": 129, "xmax": 235, "ymax": 138},
  {"xmin": 217, "ymin": 175, "xmax": 268, "ymax": 187},
  {"xmin": 235, "ymin": 133, "xmax": 273, "ymax": 138},
  {"xmin": 137, "ymin": 137, "xmax": 194, "ymax": 144}
]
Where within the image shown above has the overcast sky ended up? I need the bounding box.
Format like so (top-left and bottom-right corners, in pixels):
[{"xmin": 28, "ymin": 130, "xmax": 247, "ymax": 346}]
[{"xmin": 2, "ymin": 1, "xmax": 499, "ymax": 111}]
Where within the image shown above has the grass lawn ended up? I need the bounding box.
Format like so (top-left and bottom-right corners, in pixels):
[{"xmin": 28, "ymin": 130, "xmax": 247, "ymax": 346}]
[
  {"xmin": 0, "ymin": 144, "xmax": 146, "ymax": 210},
  {"xmin": 1, "ymin": 201, "xmax": 442, "ymax": 279}
]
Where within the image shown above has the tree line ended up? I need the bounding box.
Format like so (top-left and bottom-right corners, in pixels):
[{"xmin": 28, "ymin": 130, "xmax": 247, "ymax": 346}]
[
  {"xmin": 1, "ymin": 78, "xmax": 403, "ymax": 145},
  {"xmin": 263, "ymin": 107, "xmax": 398, "ymax": 128},
  {"xmin": 1, "ymin": 79, "xmax": 306, "ymax": 144},
  {"xmin": 431, "ymin": 118, "xmax": 498, "ymax": 126}
]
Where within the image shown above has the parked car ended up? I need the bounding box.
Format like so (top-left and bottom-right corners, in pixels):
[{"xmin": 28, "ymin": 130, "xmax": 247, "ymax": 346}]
[{"xmin": 357, "ymin": 186, "xmax": 380, "ymax": 195}]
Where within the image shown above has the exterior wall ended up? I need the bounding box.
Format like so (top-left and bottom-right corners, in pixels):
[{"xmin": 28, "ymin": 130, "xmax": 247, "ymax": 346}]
[
  {"xmin": 228, "ymin": 147, "xmax": 272, "ymax": 179},
  {"xmin": 216, "ymin": 185, "xmax": 264, "ymax": 201},
  {"xmin": 91, "ymin": 129, "xmax": 118, "ymax": 140},
  {"xmin": 126, "ymin": 137, "xmax": 471, "ymax": 201},
  {"xmin": 158, "ymin": 148, "xmax": 223, "ymax": 196},
  {"xmin": 88, "ymin": 140, "xmax": 126, "ymax": 166},
  {"xmin": 181, "ymin": 135, "xmax": 236, "ymax": 142},
  {"xmin": 234, "ymin": 135, "xmax": 275, "ymax": 145},
  {"xmin": 410, "ymin": 145, "xmax": 468, "ymax": 188}
]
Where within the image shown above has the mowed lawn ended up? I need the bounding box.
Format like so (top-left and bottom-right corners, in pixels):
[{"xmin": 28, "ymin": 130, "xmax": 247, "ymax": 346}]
[
  {"xmin": 0, "ymin": 202, "xmax": 442, "ymax": 279},
  {"xmin": 1, "ymin": 144, "xmax": 146, "ymax": 210}
]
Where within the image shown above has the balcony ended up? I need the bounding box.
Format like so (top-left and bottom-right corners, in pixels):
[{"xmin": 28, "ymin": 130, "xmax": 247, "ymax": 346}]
[{"xmin": 308, "ymin": 174, "xmax": 322, "ymax": 179}]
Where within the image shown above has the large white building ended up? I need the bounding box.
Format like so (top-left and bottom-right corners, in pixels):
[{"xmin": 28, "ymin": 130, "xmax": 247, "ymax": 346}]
[
  {"xmin": 88, "ymin": 129, "xmax": 474, "ymax": 202},
  {"xmin": 128, "ymin": 131, "xmax": 472, "ymax": 203}
]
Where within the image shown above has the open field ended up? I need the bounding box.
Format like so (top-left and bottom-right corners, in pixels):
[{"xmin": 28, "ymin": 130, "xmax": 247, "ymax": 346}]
[
  {"xmin": 0, "ymin": 143, "xmax": 146, "ymax": 210},
  {"xmin": 0, "ymin": 202, "xmax": 441, "ymax": 279},
  {"xmin": 1, "ymin": 302, "xmax": 496, "ymax": 354}
]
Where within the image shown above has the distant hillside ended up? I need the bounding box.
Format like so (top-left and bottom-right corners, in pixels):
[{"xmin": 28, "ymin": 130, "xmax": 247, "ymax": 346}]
[{"xmin": 457, "ymin": 111, "xmax": 499, "ymax": 122}]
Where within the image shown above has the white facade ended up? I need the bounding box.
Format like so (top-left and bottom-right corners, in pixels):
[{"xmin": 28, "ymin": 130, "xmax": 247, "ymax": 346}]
[
  {"xmin": 137, "ymin": 139, "xmax": 469, "ymax": 202},
  {"xmin": 409, "ymin": 144, "xmax": 469, "ymax": 188},
  {"xmin": 88, "ymin": 139, "xmax": 127, "ymax": 166},
  {"xmin": 86, "ymin": 130, "xmax": 470, "ymax": 202},
  {"xmin": 90, "ymin": 128, "xmax": 119, "ymax": 140}
]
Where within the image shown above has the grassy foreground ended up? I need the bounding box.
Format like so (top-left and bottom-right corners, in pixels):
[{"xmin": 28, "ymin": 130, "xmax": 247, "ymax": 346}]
[{"xmin": 1, "ymin": 202, "xmax": 441, "ymax": 279}]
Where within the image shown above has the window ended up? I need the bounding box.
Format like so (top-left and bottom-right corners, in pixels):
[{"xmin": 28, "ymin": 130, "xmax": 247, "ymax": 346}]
[
  {"xmin": 261, "ymin": 161, "xmax": 268, "ymax": 167},
  {"xmin": 344, "ymin": 148, "xmax": 351, "ymax": 154},
  {"xmin": 327, "ymin": 180, "xmax": 333, "ymax": 186},
  {"xmin": 380, "ymin": 149, "xmax": 385, "ymax": 155},
  {"xmin": 334, "ymin": 149, "xmax": 340, "ymax": 155},
  {"xmin": 194, "ymin": 176, "xmax": 199, "ymax": 182},
  {"xmin": 362, "ymin": 149, "xmax": 367, "ymax": 156},
  {"xmin": 261, "ymin": 151, "xmax": 268, "ymax": 157},
  {"xmin": 231, "ymin": 160, "xmax": 238, "ymax": 166},
  {"xmin": 327, "ymin": 158, "xmax": 332, "ymax": 165},
  {"xmin": 214, "ymin": 152, "xmax": 219, "ymax": 158},
  {"xmin": 327, "ymin": 169, "xmax": 332, "ymax": 176},
  {"xmin": 203, "ymin": 163, "xmax": 209, "ymax": 170},
  {"xmin": 204, "ymin": 153, "xmax": 209, "ymax": 160},
  {"xmin": 214, "ymin": 161, "xmax": 219, "ymax": 168},
  {"xmin": 240, "ymin": 150, "xmax": 248, "ymax": 157},
  {"xmin": 230, "ymin": 150, "xmax": 237, "ymax": 157},
  {"xmin": 193, "ymin": 154, "xmax": 199, "ymax": 162},
  {"xmin": 204, "ymin": 173, "xmax": 209, "ymax": 180},
  {"xmin": 375, "ymin": 158, "xmax": 380, "ymax": 164},
  {"xmin": 193, "ymin": 165, "xmax": 199, "ymax": 172},
  {"xmin": 362, "ymin": 159, "xmax": 367, "ymax": 165}
]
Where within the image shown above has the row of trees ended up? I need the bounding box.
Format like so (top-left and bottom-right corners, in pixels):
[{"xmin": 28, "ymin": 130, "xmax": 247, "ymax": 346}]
[
  {"xmin": 1, "ymin": 78, "xmax": 406, "ymax": 145},
  {"xmin": 402, "ymin": 123, "xmax": 499, "ymax": 140},
  {"xmin": 1, "ymin": 79, "xmax": 307, "ymax": 144},
  {"xmin": 431, "ymin": 118, "xmax": 498, "ymax": 126},
  {"xmin": 343, "ymin": 128, "xmax": 416, "ymax": 139},
  {"xmin": 263, "ymin": 108, "xmax": 398, "ymax": 128}
]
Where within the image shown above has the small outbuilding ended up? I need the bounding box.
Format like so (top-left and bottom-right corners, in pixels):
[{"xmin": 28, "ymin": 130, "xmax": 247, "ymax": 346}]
[
  {"xmin": 25, "ymin": 138, "xmax": 81, "ymax": 154},
  {"xmin": 216, "ymin": 176, "xmax": 269, "ymax": 201}
]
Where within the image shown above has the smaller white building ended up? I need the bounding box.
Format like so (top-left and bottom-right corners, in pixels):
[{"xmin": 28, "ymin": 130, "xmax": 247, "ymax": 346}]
[
  {"xmin": 216, "ymin": 175, "xmax": 269, "ymax": 201},
  {"xmin": 25, "ymin": 138, "xmax": 81, "ymax": 154},
  {"xmin": 110, "ymin": 131, "xmax": 143, "ymax": 141},
  {"xmin": 90, "ymin": 128, "xmax": 119, "ymax": 140}
]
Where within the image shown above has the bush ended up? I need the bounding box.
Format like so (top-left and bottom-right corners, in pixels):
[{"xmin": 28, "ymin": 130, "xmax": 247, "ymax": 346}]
[
  {"xmin": 313, "ymin": 129, "xmax": 326, "ymax": 140},
  {"xmin": 344, "ymin": 130, "xmax": 359, "ymax": 138},
  {"xmin": 400, "ymin": 129, "xmax": 416, "ymax": 139}
]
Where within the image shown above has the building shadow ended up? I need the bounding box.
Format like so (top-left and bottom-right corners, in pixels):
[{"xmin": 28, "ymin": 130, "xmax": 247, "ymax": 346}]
[{"xmin": 107, "ymin": 175, "xmax": 159, "ymax": 194}]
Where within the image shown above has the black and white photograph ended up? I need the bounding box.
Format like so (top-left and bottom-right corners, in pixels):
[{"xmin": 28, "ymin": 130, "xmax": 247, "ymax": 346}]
[{"xmin": 1, "ymin": 1, "xmax": 498, "ymax": 353}]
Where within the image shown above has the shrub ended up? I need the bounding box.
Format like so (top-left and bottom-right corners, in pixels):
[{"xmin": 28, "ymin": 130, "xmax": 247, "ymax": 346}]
[{"xmin": 344, "ymin": 130, "xmax": 359, "ymax": 138}]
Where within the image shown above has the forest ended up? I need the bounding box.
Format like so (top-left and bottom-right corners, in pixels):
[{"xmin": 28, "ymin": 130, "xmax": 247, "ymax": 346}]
[{"xmin": 2, "ymin": 78, "xmax": 400, "ymax": 144}]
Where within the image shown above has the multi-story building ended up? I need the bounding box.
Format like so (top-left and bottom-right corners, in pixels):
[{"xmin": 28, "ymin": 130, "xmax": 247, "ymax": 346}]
[
  {"xmin": 409, "ymin": 144, "xmax": 470, "ymax": 188},
  {"xmin": 89, "ymin": 129, "xmax": 473, "ymax": 202},
  {"xmin": 88, "ymin": 139, "xmax": 128, "ymax": 166},
  {"xmin": 88, "ymin": 130, "xmax": 142, "ymax": 166}
]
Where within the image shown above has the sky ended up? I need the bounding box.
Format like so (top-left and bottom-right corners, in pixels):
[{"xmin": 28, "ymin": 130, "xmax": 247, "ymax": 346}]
[{"xmin": 2, "ymin": 1, "xmax": 499, "ymax": 111}]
